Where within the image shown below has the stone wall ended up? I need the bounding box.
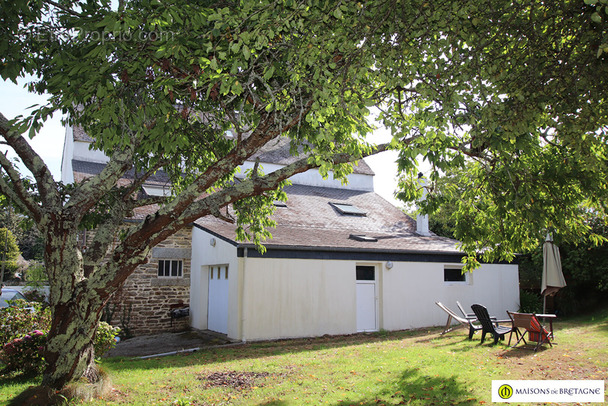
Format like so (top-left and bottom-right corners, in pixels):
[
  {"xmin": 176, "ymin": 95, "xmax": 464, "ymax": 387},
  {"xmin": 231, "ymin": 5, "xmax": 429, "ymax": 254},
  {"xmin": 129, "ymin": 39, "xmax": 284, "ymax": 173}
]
[{"xmin": 99, "ymin": 227, "xmax": 193, "ymax": 336}]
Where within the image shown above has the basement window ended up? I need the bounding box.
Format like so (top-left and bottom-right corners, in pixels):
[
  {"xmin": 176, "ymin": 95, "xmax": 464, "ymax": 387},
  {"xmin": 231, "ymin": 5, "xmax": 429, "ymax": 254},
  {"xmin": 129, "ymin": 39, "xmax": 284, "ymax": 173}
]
[
  {"xmin": 330, "ymin": 202, "xmax": 366, "ymax": 216},
  {"xmin": 158, "ymin": 259, "xmax": 183, "ymax": 278}
]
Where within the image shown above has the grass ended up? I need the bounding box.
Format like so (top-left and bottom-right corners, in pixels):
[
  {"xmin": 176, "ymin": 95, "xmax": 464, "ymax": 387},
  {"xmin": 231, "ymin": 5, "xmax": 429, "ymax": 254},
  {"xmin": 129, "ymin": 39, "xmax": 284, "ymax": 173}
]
[{"xmin": 1, "ymin": 309, "xmax": 607, "ymax": 405}]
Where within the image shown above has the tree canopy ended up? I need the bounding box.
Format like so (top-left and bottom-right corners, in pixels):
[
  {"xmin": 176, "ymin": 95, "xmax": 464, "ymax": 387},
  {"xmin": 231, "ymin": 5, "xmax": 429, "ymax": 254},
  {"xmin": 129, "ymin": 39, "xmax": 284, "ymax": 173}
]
[{"xmin": 0, "ymin": 0, "xmax": 607, "ymax": 393}]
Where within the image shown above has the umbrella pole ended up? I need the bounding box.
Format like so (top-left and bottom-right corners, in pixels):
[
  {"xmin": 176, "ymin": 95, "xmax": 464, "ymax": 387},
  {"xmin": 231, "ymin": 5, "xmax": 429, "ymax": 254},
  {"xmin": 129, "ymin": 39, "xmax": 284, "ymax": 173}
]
[{"xmin": 543, "ymin": 295, "xmax": 546, "ymax": 314}]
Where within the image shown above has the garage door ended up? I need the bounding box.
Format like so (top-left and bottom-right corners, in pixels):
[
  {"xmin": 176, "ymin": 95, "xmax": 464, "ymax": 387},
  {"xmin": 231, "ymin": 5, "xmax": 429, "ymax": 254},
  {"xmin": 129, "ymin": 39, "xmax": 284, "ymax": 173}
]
[{"xmin": 208, "ymin": 265, "xmax": 229, "ymax": 334}]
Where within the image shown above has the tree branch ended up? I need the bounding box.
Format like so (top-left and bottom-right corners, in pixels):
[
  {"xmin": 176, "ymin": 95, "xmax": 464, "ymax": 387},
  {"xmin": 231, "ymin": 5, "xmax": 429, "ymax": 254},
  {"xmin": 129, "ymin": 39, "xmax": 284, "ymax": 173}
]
[
  {"xmin": 64, "ymin": 142, "xmax": 136, "ymax": 220},
  {"xmin": 91, "ymin": 141, "xmax": 390, "ymax": 291},
  {"xmin": 0, "ymin": 112, "xmax": 60, "ymax": 209},
  {"xmin": 0, "ymin": 168, "xmax": 38, "ymax": 219},
  {"xmin": 43, "ymin": 0, "xmax": 85, "ymax": 18},
  {"xmin": 0, "ymin": 153, "xmax": 42, "ymax": 224},
  {"xmin": 118, "ymin": 158, "xmax": 169, "ymax": 201}
]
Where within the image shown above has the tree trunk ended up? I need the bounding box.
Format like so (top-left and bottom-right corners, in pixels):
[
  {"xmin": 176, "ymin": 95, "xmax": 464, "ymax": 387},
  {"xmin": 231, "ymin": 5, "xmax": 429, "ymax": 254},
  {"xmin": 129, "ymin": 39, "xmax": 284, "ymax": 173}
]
[
  {"xmin": 40, "ymin": 226, "xmax": 107, "ymax": 389},
  {"xmin": 41, "ymin": 300, "xmax": 103, "ymax": 389}
]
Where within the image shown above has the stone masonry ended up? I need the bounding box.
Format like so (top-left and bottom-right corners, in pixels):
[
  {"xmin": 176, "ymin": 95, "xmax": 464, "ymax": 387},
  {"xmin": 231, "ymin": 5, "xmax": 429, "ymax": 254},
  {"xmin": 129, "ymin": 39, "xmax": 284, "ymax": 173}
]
[{"xmin": 99, "ymin": 226, "xmax": 193, "ymax": 336}]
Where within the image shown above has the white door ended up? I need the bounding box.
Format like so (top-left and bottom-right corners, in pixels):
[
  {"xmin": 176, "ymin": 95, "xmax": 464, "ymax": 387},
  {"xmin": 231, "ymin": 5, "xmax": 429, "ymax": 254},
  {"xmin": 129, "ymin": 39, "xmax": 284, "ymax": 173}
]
[
  {"xmin": 356, "ymin": 266, "xmax": 377, "ymax": 332},
  {"xmin": 208, "ymin": 265, "xmax": 229, "ymax": 334}
]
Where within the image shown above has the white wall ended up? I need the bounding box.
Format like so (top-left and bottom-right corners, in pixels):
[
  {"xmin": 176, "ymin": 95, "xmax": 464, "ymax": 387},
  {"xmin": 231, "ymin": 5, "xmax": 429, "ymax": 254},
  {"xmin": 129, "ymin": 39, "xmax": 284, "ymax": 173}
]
[
  {"xmin": 238, "ymin": 161, "xmax": 374, "ymax": 191},
  {"xmin": 60, "ymin": 126, "xmax": 74, "ymax": 184},
  {"xmin": 191, "ymin": 229, "xmax": 520, "ymax": 342},
  {"xmin": 381, "ymin": 262, "xmax": 520, "ymax": 331},
  {"xmin": 73, "ymin": 141, "xmax": 109, "ymax": 163},
  {"xmin": 240, "ymin": 257, "xmax": 356, "ymax": 341},
  {"xmin": 238, "ymin": 258, "xmax": 519, "ymax": 341}
]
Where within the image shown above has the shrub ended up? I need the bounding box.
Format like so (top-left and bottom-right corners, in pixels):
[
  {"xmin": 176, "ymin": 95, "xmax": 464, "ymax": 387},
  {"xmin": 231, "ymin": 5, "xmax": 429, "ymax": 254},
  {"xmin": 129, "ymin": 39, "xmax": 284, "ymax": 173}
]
[
  {"xmin": 0, "ymin": 322, "xmax": 120, "ymax": 377},
  {"xmin": 0, "ymin": 301, "xmax": 50, "ymax": 347},
  {"xmin": 0, "ymin": 330, "xmax": 46, "ymax": 376},
  {"xmin": 519, "ymin": 289, "xmax": 543, "ymax": 313},
  {"xmin": 94, "ymin": 322, "xmax": 120, "ymax": 358}
]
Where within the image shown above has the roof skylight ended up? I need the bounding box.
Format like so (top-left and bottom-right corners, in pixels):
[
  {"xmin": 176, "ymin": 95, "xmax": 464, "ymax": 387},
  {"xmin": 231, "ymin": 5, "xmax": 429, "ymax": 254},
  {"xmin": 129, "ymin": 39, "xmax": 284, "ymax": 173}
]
[
  {"xmin": 330, "ymin": 202, "xmax": 366, "ymax": 216},
  {"xmin": 142, "ymin": 185, "xmax": 171, "ymax": 197},
  {"xmin": 349, "ymin": 234, "xmax": 378, "ymax": 242}
]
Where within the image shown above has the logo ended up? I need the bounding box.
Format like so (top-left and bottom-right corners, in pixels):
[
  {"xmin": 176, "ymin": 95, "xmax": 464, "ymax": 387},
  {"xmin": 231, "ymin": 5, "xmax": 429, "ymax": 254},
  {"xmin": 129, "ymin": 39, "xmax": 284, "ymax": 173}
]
[{"xmin": 498, "ymin": 384, "xmax": 513, "ymax": 399}]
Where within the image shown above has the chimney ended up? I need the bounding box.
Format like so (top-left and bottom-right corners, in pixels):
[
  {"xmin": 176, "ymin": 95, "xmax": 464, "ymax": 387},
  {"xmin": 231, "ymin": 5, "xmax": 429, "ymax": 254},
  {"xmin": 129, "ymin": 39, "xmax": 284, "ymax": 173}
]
[{"xmin": 416, "ymin": 173, "xmax": 431, "ymax": 236}]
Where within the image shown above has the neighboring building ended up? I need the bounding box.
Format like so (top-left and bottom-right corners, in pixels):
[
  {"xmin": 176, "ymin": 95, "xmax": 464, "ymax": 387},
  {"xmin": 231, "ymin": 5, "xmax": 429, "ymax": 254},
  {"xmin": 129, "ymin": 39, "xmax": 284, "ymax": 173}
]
[{"xmin": 62, "ymin": 127, "xmax": 520, "ymax": 339}]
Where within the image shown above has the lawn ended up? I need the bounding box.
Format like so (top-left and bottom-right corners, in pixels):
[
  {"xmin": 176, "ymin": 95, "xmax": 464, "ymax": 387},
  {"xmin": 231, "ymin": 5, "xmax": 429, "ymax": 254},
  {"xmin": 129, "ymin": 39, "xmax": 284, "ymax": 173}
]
[{"xmin": 1, "ymin": 309, "xmax": 607, "ymax": 405}]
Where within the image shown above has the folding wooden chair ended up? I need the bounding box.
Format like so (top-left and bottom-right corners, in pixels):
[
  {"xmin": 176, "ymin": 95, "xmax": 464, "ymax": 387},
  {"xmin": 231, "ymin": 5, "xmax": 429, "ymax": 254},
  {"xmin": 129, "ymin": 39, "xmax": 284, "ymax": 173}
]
[
  {"xmin": 435, "ymin": 302, "xmax": 482, "ymax": 339},
  {"xmin": 507, "ymin": 311, "xmax": 554, "ymax": 351}
]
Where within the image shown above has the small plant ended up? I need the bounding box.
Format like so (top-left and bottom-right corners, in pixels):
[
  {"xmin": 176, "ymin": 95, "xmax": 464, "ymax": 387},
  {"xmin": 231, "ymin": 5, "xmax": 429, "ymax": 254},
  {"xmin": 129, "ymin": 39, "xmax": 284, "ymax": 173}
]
[
  {"xmin": 0, "ymin": 330, "xmax": 46, "ymax": 376},
  {"xmin": 24, "ymin": 261, "xmax": 47, "ymax": 284}
]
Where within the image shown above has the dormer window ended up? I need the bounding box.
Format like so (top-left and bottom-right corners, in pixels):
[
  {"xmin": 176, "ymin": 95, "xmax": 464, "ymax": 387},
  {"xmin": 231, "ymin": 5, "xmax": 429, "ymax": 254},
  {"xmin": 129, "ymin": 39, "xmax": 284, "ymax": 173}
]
[{"xmin": 330, "ymin": 202, "xmax": 366, "ymax": 216}]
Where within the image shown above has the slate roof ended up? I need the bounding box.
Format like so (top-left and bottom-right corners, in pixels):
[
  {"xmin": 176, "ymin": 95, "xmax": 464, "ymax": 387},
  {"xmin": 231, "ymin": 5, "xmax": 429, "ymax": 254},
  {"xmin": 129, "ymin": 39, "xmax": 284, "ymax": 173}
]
[
  {"xmin": 73, "ymin": 126, "xmax": 94, "ymax": 142},
  {"xmin": 194, "ymin": 184, "xmax": 461, "ymax": 254},
  {"xmin": 72, "ymin": 160, "xmax": 171, "ymax": 187}
]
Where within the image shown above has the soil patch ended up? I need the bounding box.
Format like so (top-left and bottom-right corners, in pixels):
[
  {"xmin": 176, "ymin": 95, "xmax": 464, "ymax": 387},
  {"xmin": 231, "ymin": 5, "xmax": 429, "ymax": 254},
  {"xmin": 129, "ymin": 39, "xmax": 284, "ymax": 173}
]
[{"xmin": 199, "ymin": 371, "xmax": 272, "ymax": 390}]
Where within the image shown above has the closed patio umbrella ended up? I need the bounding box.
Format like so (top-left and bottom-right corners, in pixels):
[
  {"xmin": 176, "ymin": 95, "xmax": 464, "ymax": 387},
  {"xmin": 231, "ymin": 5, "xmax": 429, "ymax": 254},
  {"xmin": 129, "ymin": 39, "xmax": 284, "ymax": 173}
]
[{"xmin": 541, "ymin": 234, "xmax": 566, "ymax": 313}]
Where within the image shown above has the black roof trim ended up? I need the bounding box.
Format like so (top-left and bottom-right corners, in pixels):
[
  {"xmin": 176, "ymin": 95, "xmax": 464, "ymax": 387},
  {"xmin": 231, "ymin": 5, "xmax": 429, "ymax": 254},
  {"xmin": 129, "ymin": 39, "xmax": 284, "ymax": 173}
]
[
  {"xmin": 236, "ymin": 246, "xmax": 519, "ymax": 264},
  {"xmin": 193, "ymin": 223, "xmax": 239, "ymax": 247},
  {"xmin": 238, "ymin": 247, "xmax": 465, "ymax": 263}
]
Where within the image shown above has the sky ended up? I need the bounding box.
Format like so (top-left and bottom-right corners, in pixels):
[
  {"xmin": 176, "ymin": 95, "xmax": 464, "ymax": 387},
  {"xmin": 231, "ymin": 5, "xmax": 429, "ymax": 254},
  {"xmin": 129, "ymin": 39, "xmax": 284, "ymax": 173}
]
[{"xmin": 0, "ymin": 79, "xmax": 404, "ymax": 207}]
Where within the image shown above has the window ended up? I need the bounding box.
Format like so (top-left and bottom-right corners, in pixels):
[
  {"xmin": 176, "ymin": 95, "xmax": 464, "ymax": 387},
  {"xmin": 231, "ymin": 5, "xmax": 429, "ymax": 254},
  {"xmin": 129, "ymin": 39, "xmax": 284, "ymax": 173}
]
[
  {"xmin": 444, "ymin": 267, "xmax": 466, "ymax": 282},
  {"xmin": 209, "ymin": 265, "xmax": 228, "ymax": 280},
  {"xmin": 330, "ymin": 202, "xmax": 367, "ymax": 216},
  {"xmin": 158, "ymin": 259, "xmax": 183, "ymax": 277},
  {"xmin": 356, "ymin": 265, "xmax": 375, "ymax": 281}
]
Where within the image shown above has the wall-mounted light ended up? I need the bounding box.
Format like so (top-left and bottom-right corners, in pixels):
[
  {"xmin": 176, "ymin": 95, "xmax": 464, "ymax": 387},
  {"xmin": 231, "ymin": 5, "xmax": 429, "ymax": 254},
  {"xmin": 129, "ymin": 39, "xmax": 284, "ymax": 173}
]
[
  {"xmin": 210, "ymin": 238, "xmax": 216, "ymax": 247},
  {"xmin": 386, "ymin": 261, "xmax": 393, "ymax": 270}
]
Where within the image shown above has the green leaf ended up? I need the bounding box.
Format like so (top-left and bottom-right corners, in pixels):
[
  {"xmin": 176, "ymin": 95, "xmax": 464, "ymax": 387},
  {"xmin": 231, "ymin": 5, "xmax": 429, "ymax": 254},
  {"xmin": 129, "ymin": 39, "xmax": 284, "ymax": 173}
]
[{"xmin": 263, "ymin": 66, "xmax": 275, "ymax": 80}]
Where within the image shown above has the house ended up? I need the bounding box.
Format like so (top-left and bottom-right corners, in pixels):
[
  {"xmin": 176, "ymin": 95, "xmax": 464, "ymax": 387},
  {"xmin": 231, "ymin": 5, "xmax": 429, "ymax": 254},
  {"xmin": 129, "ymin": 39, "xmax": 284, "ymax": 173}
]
[{"xmin": 62, "ymin": 128, "xmax": 520, "ymax": 339}]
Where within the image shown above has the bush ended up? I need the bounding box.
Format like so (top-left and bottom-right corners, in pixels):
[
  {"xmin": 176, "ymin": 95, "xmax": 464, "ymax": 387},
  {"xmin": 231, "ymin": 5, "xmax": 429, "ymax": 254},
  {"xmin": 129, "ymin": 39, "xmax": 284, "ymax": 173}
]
[
  {"xmin": 0, "ymin": 311, "xmax": 120, "ymax": 376},
  {"xmin": 0, "ymin": 323, "xmax": 120, "ymax": 377},
  {"xmin": 519, "ymin": 289, "xmax": 543, "ymax": 313},
  {"xmin": 0, "ymin": 301, "xmax": 51, "ymax": 347},
  {"xmin": 94, "ymin": 322, "xmax": 120, "ymax": 358},
  {"xmin": 0, "ymin": 330, "xmax": 46, "ymax": 376}
]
